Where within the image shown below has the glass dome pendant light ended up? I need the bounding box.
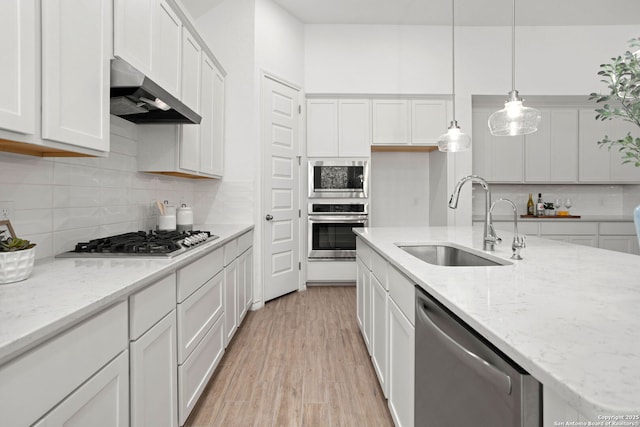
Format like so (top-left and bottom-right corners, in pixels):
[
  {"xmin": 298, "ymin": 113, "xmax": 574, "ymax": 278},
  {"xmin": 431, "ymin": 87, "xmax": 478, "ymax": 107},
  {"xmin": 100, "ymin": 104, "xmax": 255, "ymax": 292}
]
[
  {"xmin": 437, "ymin": 0, "xmax": 471, "ymax": 152},
  {"xmin": 487, "ymin": 0, "xmax": 541, "ymax": 136}
]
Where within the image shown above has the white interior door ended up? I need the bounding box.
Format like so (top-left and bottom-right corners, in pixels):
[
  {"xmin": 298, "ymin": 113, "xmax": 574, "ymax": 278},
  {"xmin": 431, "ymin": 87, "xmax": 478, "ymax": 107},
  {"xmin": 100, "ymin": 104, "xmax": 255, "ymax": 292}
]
[{"xmin": 262, "ymin": 75, "xmax": 300, "ymax": 302}]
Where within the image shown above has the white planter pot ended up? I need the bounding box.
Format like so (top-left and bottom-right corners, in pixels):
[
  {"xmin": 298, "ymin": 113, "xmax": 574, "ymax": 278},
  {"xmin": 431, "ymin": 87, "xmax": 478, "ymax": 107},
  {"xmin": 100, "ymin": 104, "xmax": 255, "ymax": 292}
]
[{"xmin": 0, "ymin": 247, "xmax": 36, "ymax": 284}]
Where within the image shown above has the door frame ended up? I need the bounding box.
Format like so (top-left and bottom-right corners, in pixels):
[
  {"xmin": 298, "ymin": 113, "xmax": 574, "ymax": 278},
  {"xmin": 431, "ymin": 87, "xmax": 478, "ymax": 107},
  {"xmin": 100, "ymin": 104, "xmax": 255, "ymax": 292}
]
[{"xmin": 259, "ymin": 70, "xmax": 305, "ymax": 306}]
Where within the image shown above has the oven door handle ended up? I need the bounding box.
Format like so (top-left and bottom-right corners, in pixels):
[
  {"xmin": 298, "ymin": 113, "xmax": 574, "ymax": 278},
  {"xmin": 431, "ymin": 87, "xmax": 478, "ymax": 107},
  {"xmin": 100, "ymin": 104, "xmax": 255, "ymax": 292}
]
[{"xmin": 307, "ymin": 215, "xmax": 368, "ymax": 222}]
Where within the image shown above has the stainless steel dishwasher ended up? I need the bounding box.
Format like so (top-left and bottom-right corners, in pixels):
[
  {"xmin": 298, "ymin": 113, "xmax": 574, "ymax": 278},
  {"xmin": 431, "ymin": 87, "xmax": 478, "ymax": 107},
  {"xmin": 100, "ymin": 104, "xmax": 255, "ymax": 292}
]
[{"xmin": 415, "ymin": 287, "xmax": 541, "ymax": 426}]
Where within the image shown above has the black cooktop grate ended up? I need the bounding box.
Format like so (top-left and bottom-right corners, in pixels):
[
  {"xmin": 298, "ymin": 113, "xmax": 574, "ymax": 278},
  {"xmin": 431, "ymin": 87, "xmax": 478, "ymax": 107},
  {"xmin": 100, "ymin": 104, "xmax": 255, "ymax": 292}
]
[{"xmin": 69, "ymin": 230, "xmax": 214, "ymax": 256}]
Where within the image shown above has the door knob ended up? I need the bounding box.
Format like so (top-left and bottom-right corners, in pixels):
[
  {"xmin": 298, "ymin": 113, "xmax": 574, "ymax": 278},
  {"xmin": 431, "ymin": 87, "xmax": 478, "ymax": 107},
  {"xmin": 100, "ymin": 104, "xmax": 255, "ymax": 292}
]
[{"xmin": 265, "ymin": 214, "xmax": 273, "ymax": 221}]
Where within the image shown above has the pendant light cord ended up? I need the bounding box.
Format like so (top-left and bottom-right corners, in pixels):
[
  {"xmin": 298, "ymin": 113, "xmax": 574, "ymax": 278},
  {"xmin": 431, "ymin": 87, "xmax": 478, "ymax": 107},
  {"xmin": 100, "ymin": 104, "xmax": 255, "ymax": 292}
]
[
  {"xmin": 511, "ymin": 0, "xmax": 516, "ymax": 91},
  {"xmin": 451, "ymin": 0, "xmax": 456, "ymax": 121}
]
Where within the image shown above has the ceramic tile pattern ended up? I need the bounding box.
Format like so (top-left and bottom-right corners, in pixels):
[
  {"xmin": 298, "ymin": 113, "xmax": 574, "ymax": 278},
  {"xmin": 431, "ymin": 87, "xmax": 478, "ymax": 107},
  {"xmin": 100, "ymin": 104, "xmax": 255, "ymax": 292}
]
[{"xmin": 0, "ymin": 117, "xmax": 254, "ymax": 259}]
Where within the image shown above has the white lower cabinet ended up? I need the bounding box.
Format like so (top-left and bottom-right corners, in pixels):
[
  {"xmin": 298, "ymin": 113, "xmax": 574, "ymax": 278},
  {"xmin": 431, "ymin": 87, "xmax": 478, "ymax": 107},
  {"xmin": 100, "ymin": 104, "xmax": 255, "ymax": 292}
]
[
  {"xmin": 34, "ymin": 351, "xmax": 130, "ymax": 427},
  {"xmin": 238, "ymin": 247, "xmax": 253, "ymax": 322},
  {"xmin": 224, "ymin": 259, "xmax": 238, "ymax": 346},
  {"xmin": 598, "ymin": 222, "xmax": 640, "ymax": 255},
  {"xmin": 357, "ymin": 240, "xmax": 414, "ymax": 427},
  {"xmin": 178, "ymin": 315, "xmax": 225, "ymax": 425},
  {"xmin": 130, "ymin": 311, "xmax": 178, "ymax": 427},
  {"xmin": 388, "ymin": 297, "xmax": 415, "ymax": 427},
  {"xmin": 371, "ymin": 273, "xmax": 388, "ymax": 398}
]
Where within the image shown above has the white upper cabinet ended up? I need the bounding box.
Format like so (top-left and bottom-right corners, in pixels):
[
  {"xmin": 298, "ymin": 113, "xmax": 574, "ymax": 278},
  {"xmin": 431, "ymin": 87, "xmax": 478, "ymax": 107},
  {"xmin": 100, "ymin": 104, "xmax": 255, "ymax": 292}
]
[
  {"xmin": 0, "ymin": 0, "xmax": 35, "ymax": 135},
  {"xmin": 41, "ymin": 0, "xmax": 111, "ymax": 152},
  {"xmin": 306, "ymin": 98, "xmax": 370, "ymax": 157},
  {"xmin": 372, "ymin": 100, "xmax": 410, "ymax": 145},
  {"xmin": 525, "ymin": 109, "xmax": 578, "ymax": 182},
  {"xmin": 411, "ymin": 99, "xmax": 448, "ymax": 145},
  {"xmin": 579, "ymin": 108, "xmax": 640, "ymax": 183},
  {"xmin": 472, "ymin": 109, "xmax": 523, "ymax": 182},
  {"xmin": 339, "ymin": 99, "xmax": 371, "ymax": 156},
  {"xmin": 306, "ymin": 99, "xmax": 339, "ymax": 157},
  {"xmin": 114, "ymin": 0, "xmax": 181, "ymax": 99},
  {"xmin": 153, "ymin": 0, "xmax": 181, "ymax": 98},
  {"xmin": 181, "ymin": 28, "xmax": 202, "ymax": 114},
  {"xmin": 200, "ymin": 54, "xmax": 225, "ymax": 177}
]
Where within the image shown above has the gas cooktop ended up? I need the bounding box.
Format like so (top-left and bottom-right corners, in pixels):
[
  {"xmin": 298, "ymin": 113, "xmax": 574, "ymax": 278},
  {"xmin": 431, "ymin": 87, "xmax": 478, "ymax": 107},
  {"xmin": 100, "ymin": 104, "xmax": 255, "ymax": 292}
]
[{"xmin": 56, "ymin": 230, "xmax": 219, "ymax": 258}]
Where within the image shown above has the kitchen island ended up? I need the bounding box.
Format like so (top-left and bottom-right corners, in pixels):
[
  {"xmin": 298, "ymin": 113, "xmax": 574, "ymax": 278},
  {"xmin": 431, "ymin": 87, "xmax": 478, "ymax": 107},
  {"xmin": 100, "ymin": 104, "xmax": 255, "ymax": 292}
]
[{"xmin": 355, "ymin": 225, "xmax": 640, "ymax": 424}]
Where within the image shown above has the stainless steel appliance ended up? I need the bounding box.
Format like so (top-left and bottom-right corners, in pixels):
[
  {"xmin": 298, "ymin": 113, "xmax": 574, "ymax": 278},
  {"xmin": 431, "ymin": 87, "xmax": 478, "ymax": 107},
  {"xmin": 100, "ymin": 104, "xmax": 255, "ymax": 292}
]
[
  {"xmin": 308, "ymin": 160, "xmax": 368, "ymax": 198},
  {"xmin": 415, "ymin": 287, "xmax": 541, "ymax": 426},
  {"xmin": 308, "ymin": 203, "xmax": 368, "ymax": 259},
  {"xmin": 56, "ymin": 230, "xmax": 218, "ymax": 258}
]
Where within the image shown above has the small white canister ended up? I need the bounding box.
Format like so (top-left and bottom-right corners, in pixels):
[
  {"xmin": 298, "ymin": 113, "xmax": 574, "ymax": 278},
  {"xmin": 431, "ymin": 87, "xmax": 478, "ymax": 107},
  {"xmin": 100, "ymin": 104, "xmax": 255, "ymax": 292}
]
[
  {"xmin": 176, "ymin": 204, "xmax": 193, "ymax": 232},
  {"xmin": 157, "ymin": 214, "xmax": 176, "ymax": 231}
]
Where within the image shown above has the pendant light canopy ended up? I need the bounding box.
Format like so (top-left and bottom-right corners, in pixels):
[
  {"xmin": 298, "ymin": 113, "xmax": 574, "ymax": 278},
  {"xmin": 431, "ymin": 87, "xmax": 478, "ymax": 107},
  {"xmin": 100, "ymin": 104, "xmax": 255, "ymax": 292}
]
[
  {"xmin": 487, "ymin": 0, "xmax": 541, "ymax": 136},
  {"xmin": 437, "ymin": 0, "xmax": 471, "ymax": 152}
]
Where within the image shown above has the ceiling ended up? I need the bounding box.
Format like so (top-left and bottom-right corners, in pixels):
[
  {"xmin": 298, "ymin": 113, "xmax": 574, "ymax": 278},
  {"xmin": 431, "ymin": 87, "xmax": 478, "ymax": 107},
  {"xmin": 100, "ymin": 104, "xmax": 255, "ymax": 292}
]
[{"xmin": 182, "ymin": 0, "xmax": 640, "ymax": 26}]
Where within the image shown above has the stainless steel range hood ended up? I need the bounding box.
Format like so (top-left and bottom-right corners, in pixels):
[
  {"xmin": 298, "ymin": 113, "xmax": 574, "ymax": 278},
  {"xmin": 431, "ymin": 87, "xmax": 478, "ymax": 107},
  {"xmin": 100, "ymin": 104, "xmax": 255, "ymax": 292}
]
[{"xmin": 110, "ymin": 58, "xmax": 201, "ymax": 125}]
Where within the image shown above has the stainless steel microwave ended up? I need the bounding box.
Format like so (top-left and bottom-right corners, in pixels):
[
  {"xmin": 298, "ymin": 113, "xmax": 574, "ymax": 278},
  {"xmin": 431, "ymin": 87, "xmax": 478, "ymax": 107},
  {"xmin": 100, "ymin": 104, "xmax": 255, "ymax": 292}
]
[{"xmin": 308, "ymin": 160, "xmax": 368, "ymax": 198}]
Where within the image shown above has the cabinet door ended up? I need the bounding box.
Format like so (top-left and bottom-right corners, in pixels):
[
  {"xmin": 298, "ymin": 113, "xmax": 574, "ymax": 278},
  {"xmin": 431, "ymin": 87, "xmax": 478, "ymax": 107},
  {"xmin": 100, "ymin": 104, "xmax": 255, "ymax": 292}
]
[
  {"xmin": 34, "ymin": 351, "xmax": 129, "ymax": 427},
  {"xmin": 599, "ymin": 235, "xmax": 639, "ymax": 254},
  {"xmin": 224, "ymin": 259, "xmax": 238, "ymax": 346},
  {"xmin": 372, "ymin": 100, "xmax": 410, "ymax": 145},
  {"xmin": 568, "ymin": 235, "xmax": 598, "ymax": 247},
  {"xmin": 371, "ymin": 274, "xmax": 388, "ymax": 398},
  {"xmin": 41, "ymin": 0, "xmax": 111, "ymax": 151},
  {"xmin": 113, "ymin": 0, "xmax": 153, "ymax": 77},
  {"xmin": 524, "ymin": 109, "xmax": 551, "ymax": 182},
  {"xmin": 200, "ymin": 54, "xmax": 224, "ymax": 177},
  {"xmin": 362, "ymin": 269, "xmax": 372, "ymax": 354},
  {"xmin": 411, "ymin": 99, "xmax": 447, "ymax": 145},
  {"xmin": 130, "ymin": 311, "xmax": 178, "ymax": 427},
  {"xmin": 307, "ymin": 99, "xmax": 338, "ymax": 157},
  {"xmin": 388, "ymin": 297, "xmax": 414, "ymax": 427},
  {"xmin": 0, "ymin": 0, "xmax": 35, "ymax": 134},
  {"xmin": 244, "ymin": 248, "xmax": 253, "ymax": 312},
  {"xmin": 609, "ymin": 119, "xmax": 640, "ymax": 182},
  {"xmin": 579, "ymin": 108, "xmax": 610, "ymax": 182},
  {"xmin": 491, "ymin": 134, "xmax": 524, "ymax": 182},
  {"xmin": 356, "ymin": 258, "xmax": 365, "ymax": 331},
  {"xmin": 472, "ymin": 110, "xmax": 492, "ymax": 178},
  {"xmin": 153, "ymin": 0, "xmax": 181, "ymax": 98},
  {"xmin": 338, "ymin": 99, "xmax": 371, "ymax": 156},
  {"xmin": 237, "ymin": 250, "xmax": 247, "ymax": 323},
  {"xmin": 549, "ymin": 109, "xmax": 579, "ymax": 182},
  {"xmin": 180, "ymin": 28, "xmax": 201, "ymax": 114}
]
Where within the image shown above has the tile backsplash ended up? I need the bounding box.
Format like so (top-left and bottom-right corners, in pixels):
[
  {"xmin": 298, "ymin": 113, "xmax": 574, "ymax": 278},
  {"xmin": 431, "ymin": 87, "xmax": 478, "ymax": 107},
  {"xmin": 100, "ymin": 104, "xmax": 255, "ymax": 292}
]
[
  {"xmin": 0, "ymin": 117, "xmax": 253, "ymax": 260},
  {"xmin": 473, "ymin": 184, "xmax": 640, "ymax": 217}
]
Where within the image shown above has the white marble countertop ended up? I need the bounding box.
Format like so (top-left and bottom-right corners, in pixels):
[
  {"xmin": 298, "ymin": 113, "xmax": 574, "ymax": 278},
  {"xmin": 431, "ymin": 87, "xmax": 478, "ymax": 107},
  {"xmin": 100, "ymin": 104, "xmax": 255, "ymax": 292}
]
[
  {"xmin": 355, "ymin": 225, "xmax": 640, "ymax": 420},
  {"xmin": 0, "ymin": 224, "xmax": 253, "ymax": 365}
]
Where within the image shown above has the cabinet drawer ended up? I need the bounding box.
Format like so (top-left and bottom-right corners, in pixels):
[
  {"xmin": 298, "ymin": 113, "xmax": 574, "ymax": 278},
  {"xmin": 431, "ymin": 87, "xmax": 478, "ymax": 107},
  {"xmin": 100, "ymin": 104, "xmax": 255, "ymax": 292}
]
[
  {"xmin": 129, "ymin": 273, "xmax": 176, "ymax": 340},
  {"xmin": 237, "ymin": 230, "xmax": 253, "ymax": 255},
  {"xmin": 177, "ymin": 270, "xmax": 224, "ymax": 363},
  {"xmin": 371, "ymin": 249, "xmax": 388, "ymax": 291},
  {"xmin": 177, "ymin": 247, "xmax": 223, "ymax": 302},
  {"xmin": 178, "ymin": 315, "xmax": 225, "ymax": 425},
  {"xmin": 223, "ymin": 238, "xmax": 239, "ymax": 266},
  {"xmin": 539, "ymin": 222, "xmax": 598, "ymax": 235},
  {"xmin": 356, "ymin": 238, "xmax": 372, "ymax": 270},
  {"xmin": 0, "ymin": 301, "xmax": 128, "ymax": 427},
  {"xmin": 388, "ymin": 266, "xmax": 415, "ymax": 326},
  {"xmin": 599, "ymin": 222, "xmax": 636, "ymax": 235}
]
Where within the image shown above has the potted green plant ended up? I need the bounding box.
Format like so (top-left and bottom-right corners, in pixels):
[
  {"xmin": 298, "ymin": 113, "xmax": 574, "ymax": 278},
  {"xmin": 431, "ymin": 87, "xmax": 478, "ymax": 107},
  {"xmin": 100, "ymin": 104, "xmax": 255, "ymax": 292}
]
[
  {"xmin": 589, "ymin": 36, "xmax": 640, "ymax": 248},
  {"xmin": 0, "ymin": 220, "xmax": 36, "ymax": 284}
]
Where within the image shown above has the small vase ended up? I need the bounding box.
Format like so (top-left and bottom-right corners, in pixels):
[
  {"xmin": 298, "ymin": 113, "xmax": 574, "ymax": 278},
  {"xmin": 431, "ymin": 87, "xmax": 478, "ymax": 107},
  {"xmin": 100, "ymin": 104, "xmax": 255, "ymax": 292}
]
[
  {"xmin": 0, "ymin": 247, "xmax": 36, "ymax": 284},
  {"xmin": 635, "ymin": 205, "xmax": 640, "ymax": 249}
]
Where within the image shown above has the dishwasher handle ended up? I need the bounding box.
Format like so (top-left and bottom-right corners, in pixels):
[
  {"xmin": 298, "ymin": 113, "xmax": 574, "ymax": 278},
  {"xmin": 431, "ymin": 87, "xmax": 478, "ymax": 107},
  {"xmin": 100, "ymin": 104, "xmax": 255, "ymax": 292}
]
[{"xmin": 416, "ymin": 293, "xmax": 512, "ymax": 395}]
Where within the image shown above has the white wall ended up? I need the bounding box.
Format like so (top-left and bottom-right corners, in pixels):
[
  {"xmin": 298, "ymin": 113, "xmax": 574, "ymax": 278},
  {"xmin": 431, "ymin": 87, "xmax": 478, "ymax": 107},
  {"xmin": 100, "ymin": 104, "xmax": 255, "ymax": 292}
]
[
  {"xmin": 0, "ymin": 117, "xmax": 197, "ymax": 260},
  {"xmin": 196, "ymin": 0, "xmax": 305, "ymax": 307}
]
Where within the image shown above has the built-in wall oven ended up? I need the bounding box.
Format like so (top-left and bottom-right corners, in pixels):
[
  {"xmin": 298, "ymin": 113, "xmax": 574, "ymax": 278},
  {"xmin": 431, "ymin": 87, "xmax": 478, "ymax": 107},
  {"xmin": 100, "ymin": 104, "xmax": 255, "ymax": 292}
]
[
  {"xmin": 308, "ymin": 202, "xmax": 368, "ymax": 259},
  {"xmin": 308, "ymin": 160, "xmax": 368, "ymax": 198}
]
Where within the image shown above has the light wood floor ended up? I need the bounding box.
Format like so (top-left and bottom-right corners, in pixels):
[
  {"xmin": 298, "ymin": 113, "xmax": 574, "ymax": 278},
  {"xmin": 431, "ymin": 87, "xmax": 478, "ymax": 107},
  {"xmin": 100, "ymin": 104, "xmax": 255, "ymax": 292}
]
[{"xmin": 185, "ymin": 286, "xmax": 394, "ymax": 427}]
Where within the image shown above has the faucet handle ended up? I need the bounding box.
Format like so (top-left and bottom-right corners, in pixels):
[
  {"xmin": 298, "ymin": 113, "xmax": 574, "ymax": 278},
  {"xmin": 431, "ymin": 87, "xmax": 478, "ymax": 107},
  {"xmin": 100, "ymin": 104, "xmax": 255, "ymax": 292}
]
[{"xmin": 511, "ymin": 235, "xmax": 525, "ymax": 260}]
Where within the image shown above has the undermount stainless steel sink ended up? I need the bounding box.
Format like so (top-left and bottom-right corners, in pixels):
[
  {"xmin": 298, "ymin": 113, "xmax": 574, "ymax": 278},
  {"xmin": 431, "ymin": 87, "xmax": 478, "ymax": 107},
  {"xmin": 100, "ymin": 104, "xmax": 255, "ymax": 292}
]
[{"xmin": 396, "ymin": 243, "xmax": 511, "ymax": 267}]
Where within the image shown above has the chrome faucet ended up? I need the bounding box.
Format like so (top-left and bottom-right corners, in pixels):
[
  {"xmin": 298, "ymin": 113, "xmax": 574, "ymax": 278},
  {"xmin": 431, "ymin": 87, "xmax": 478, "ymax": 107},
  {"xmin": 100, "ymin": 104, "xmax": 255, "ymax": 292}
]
[
  {"xmin": 448, "ymin": 175, "xmax": 499, "ymax": 251},
  {"xmin": 489, "ymin": 198, "xmax": 526, "ymax": 260}
]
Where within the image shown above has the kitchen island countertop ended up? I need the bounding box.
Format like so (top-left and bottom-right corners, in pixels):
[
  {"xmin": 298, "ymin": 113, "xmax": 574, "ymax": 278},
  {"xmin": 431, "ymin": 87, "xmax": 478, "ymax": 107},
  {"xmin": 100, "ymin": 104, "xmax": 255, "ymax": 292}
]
[
  {"xmin": 0, "ymin": 224, "xmax": 253, "ymax": 365},
  {"xmin": 355, "ymin": 225, "xmax": 640, "ymax": 420}
]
